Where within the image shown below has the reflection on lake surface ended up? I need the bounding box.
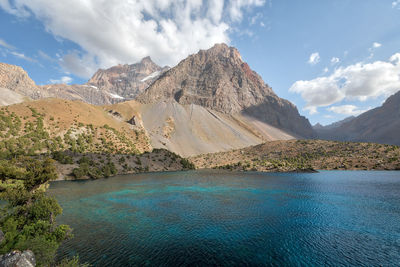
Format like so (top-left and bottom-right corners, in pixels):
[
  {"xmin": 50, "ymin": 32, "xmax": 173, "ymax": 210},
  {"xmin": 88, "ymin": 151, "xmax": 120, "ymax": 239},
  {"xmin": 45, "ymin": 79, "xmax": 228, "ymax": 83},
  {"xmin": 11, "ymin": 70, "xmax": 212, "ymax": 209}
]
[{"xmin": 48, "ymin": 170, "xmax": 400, "ymax": 266}]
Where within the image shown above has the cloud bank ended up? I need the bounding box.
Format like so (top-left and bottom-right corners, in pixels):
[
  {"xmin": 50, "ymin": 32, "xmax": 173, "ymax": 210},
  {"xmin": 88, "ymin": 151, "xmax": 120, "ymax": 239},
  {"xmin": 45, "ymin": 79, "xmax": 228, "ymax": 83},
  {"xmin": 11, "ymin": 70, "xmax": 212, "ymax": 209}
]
[
  {"xmin": 290, "ymin": 53, "xmax": 400, "ymax": 114},
  {"xmin": 0, "ymin": 0, "xmax": 265, "ymax": 78}
]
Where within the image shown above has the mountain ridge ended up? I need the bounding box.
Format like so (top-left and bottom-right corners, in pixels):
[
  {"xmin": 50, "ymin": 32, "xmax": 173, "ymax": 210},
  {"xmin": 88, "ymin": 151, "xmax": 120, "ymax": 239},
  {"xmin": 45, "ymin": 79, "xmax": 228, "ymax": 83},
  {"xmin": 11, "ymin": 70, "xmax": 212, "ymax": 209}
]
[
  {"xmin": 0, "ymin": 57, "xmax": 169, "ymax": 106},
  {"xmin": 315, "ymin": 90, "xmax": 400, "ymax": 145},
  {"xmin": 137, "ymin": 43, "xmax": 315, "ymax": 138},
  {"xmin": 0, "ymin": 43, "xmax": 323, "ymax": 157}
]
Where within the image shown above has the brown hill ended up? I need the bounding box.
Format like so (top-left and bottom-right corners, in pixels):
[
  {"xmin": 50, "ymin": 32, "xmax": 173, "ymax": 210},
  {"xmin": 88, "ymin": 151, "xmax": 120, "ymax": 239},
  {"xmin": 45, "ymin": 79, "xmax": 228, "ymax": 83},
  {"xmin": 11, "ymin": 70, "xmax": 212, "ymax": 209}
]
[
  {"xmin": 138, "ymin": 43, "xmax": 314, "ymax": 138},
  {"xmin": 2, "ymin": 98, "xmax": 151, "ymax": 154},
  {"xmin": 191, "ymin": 139, "xmax": 400, "ymax": 171},
  {"xmin": 315, "ymin": 91, "xmax": 400, "ymax": 145},
  {"xmin": 0, "ymin": 99, "xmax": 196, "ymax": 180}
]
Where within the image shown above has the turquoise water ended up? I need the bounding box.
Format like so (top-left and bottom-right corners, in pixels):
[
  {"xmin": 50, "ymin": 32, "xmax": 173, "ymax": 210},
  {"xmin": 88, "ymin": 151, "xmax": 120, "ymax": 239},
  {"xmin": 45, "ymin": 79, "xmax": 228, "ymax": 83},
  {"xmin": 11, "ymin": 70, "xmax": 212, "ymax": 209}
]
[{"xmin": 49, "ymin": 170, "xmax": 400, "ymax": 266}]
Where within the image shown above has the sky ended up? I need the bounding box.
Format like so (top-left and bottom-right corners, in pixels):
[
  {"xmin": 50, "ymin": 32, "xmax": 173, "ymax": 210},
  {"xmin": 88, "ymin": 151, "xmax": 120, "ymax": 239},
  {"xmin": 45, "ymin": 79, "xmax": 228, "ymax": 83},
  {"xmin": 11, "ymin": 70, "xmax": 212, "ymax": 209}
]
[{"xmin": 0, "ymin": 0, "xmax": 399, "ymax": 125}]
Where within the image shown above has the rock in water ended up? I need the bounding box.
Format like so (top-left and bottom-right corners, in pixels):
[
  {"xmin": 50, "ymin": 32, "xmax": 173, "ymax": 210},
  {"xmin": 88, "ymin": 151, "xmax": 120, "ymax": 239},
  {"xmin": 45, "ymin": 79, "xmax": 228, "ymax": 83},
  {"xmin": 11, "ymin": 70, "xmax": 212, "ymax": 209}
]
[{"xmin": 0, "ymin": 250, "xmax": 36, "ymax": 267}]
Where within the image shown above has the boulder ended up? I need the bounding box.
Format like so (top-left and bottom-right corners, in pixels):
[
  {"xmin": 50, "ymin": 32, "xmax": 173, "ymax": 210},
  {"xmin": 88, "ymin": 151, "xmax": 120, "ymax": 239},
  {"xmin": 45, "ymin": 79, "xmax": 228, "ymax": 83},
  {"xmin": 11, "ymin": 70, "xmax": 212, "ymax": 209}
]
[
  {"xmin": 0, "ymin": 250, "xmax": 36, "ymax": 267},
  {"xmin": 0, "ymin": 230, "xmax": 4, "ymax": 244},
  {"xmin": 127, "ymin": 116, "xmax": 136, "ymax": 126}
]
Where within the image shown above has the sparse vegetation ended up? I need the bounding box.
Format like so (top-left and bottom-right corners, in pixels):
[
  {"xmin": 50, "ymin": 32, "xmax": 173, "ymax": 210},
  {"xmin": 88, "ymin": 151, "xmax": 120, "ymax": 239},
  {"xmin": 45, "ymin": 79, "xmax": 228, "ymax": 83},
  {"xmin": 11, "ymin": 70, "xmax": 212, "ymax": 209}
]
[
  {"xmin": 0, "ymin": 154, "xmax": 73, "ymax": 266},
  {"xmin": 191, "ymin": 140, "xmax": 400, "ymax": 172}
]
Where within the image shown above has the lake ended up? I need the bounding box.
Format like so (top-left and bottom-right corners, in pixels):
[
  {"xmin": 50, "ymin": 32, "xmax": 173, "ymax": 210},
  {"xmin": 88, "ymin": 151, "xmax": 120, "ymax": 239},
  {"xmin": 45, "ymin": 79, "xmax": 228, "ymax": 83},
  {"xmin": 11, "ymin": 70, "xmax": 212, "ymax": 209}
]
[{"xmin": 48, "ymin": 170, "xmax": 400, "ymax": 266}]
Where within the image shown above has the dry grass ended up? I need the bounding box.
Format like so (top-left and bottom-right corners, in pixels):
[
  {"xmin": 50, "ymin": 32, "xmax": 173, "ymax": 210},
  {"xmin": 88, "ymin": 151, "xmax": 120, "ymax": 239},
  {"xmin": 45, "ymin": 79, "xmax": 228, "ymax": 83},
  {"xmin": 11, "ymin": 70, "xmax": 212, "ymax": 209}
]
[{"xmin": 191, "ymin": 139, "xmax": 400, "ymax": 172}]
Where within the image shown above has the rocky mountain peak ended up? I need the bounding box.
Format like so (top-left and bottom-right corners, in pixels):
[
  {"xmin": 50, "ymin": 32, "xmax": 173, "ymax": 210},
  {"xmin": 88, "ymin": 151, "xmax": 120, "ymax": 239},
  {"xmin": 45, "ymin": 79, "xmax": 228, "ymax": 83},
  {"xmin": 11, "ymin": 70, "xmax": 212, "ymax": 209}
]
[
  {"xmin": 87, "ymin": 57, "xmax": 169, "ymax": 100},
  {"xmin": 200, "ymin": 43, "xmax": 242, "ymax": 62},
  {"xmin": 137, "ymin": 43, "xmax": 314, "ymax": 138},
  {"xmin": 138, "ymin": 43, "xmax": 275, "ymax": 113},
  {"xmin": 0, "ymin": 63, "xmax": 39, "ymax": 99},
  {"xmin": 140, "ymin": 56, "xmax": 154, "ymax": 64}
]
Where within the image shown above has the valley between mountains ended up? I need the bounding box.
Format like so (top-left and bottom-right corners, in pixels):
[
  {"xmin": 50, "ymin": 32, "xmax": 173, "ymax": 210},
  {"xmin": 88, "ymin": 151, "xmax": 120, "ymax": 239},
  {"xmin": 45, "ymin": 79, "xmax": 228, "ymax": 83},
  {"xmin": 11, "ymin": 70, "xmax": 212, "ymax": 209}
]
[{"xmin": 0, "ymin": 43, "xmax": 399, "ymax": 179}]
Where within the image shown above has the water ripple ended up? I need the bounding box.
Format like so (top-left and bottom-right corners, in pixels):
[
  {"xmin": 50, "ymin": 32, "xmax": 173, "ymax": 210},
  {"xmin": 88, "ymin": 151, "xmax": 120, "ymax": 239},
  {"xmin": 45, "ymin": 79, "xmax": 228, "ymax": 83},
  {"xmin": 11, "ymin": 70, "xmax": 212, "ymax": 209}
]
[{"xmin": 49, "ymin": 170, "xmax": 400, "ymax": 266}]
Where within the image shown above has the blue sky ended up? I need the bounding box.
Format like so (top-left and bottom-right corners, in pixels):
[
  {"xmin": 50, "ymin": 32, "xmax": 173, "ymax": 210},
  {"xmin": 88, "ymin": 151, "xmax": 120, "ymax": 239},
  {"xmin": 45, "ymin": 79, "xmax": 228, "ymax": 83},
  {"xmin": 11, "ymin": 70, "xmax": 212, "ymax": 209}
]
[{"xmin": 0, "ymin": 0, "xmax": 399, "ymax": 125}]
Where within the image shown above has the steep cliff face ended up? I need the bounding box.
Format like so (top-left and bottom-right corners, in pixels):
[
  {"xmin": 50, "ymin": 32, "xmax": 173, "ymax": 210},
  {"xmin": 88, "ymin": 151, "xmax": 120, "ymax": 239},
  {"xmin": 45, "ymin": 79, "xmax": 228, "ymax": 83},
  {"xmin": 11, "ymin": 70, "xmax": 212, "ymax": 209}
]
[
  {"xmin": 87, "ymin": 57, "xmax": 169, "ymax": 100},
  {"xmin": 316, "ymin": 91, "xmax": 400, "ymax": 145},
  {"xmin": 138, "ymin": 43, "xmax": 314, "ymax": 138},
  {"xmin": 0, "ymin": 63, "xmax": 39, "ymax": 99},
  {"xmin": 39, "ymin": 84, "xmax": 120, "ymax": 105}
]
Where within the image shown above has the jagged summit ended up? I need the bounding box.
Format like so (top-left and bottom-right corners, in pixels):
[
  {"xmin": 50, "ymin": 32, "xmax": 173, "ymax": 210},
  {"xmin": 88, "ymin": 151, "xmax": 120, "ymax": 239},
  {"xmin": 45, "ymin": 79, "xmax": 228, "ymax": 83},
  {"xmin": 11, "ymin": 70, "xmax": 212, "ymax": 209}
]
[
  {"xmin": 138, "ymin": 43, "xmax": 275, "ymax": 113},
  {"xmin": 199, "ymin": 43, "xmax": 243, "ymax": 62},
  {"xmin": 140, "ymin": 56, "xmax": 154, "ymax": 64},
  {"xmin": 137, "ymin": 43, "xmax": 314, "ymax": 138},
  {"xmin": 87, "ymin": 57, "xmax": 169, "ymax": 100}
]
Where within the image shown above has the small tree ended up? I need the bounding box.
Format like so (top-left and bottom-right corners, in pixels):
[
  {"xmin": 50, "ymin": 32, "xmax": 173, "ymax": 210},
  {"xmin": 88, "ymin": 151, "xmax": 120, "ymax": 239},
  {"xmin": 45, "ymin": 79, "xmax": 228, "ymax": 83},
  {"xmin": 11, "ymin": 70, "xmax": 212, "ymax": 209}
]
[{"xmin": 0, "ymin": 157, "xmax": 72, "ymax": 266}]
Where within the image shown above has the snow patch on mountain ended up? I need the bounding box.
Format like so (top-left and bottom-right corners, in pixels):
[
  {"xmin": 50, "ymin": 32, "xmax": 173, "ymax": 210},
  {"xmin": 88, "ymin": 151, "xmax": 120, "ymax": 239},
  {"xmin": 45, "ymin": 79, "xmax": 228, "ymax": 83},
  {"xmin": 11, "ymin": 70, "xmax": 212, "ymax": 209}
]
[{"xmin": 141, "ymin": 71, "xmax": 161, "ymax": 82}]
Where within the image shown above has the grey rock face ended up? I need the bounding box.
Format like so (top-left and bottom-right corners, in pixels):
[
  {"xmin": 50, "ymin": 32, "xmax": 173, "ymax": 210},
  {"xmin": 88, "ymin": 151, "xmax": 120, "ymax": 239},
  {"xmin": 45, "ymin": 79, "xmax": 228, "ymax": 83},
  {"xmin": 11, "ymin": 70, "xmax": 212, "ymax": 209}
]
[
  {"xmin": 0, "ymin": 229, "xmax": 4, "ymax": 244},
  {"xmin": 39, "ymin": 84, "xmax": 120, "ymax": 105},
  {"xmin": 0, "ymin": 250, "xmax": 36, "ymax": 267},
  {"xmin": 87, "ymin": 57, "xmax": 169, "ymax": 101},
  {"xmin": 138, "ymin": 43, "xmax": 315, "ymax": 138},
  {"xmin": 0, "ymin": 63, "xmax": 38, "ymax": 99}
]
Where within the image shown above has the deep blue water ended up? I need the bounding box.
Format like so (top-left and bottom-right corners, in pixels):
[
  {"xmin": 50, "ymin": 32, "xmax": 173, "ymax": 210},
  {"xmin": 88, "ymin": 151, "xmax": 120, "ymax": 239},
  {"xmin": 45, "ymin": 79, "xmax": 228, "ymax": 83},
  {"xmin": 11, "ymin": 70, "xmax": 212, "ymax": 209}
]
[{"xmin": 48, "ymin": 170, "xmax": 400, "ymax": 266}]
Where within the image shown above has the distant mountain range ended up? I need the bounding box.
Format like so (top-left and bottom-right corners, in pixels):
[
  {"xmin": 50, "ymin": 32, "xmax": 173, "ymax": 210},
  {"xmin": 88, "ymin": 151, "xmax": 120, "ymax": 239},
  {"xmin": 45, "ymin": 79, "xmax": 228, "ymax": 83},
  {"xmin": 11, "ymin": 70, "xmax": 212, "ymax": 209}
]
[
  {"xmin": 0, "ymin": 43, "xmax": 399, "ymax": 152},
  {"xmin": 0, "ymin": 56, "xmax": 169, "ymax": 105},
  {"xmin": 314, "ymin": 91, "xmax": 400, "ymax": 146},
  {"xmin": 313, "ymin": 116, "xmax": 356, "ymax": 131}
]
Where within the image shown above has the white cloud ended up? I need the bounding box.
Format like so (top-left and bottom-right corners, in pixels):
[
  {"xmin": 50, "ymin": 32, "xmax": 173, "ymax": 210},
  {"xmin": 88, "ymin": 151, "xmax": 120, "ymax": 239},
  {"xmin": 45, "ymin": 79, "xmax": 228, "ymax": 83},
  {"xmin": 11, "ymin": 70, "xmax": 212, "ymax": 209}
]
[
  {"xmin": 308, "ymin": 52, "xmax": 320, "ymax": 65},
  {"xmin": 323, "ymin": 67, "xmax": 329, "ymax": 73},
  {"xmin": 0, "ymin": 38, "xmax": 15, "ymax": 49},
  {"xmin": 10, "ymin": 51, "xmax": 35, "ymax": 62},
  {"xmin": 37, "ymin": 50, "xmax": 54, "ymax": 62},
  {"xmin": 0, "ymin": 0, "xmax": 266, "ymax": 78},
  {"xmin": 368, "ymin": 42, "xmax": 382, "ymax": 58},
  {"xmin": 327, "ymin": 105, "xmax": 370, "ymax": 116},
  {"xmin": 392, "ymin": 0, "xmax": 400, "ymax": 8},
  {"xmin": 250, "ymin": 12, "xmax": 262, "ymax": 25},
  {"xmin": 290, "ymin": 53, "xmax": 400, "ymax": 114},
  {"xmin": 229, "ymin": 0, "xmax": 265, "ymax": 22},
  {"xmin": 373, "ymin": 42, "xmax": 382, "ymax": 48},
  {"xmin": 0, "ymin": 0, "xmax": 29, "ymax": 17},
  {"xmin": 49, "ymin": 76, "xmax": 72, "ymax": 84},
  {"xmin": 331, "ymin": 57, "xmax": 340, "ymax": 64}
]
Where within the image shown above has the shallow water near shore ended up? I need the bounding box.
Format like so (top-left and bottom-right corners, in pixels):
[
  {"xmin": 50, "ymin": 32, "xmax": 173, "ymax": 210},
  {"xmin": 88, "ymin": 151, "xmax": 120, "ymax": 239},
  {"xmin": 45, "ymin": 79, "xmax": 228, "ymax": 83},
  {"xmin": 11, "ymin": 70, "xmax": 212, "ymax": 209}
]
[{"xmin": 48, "ymin": 170, "xmax": 400, "ymax": 266}]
